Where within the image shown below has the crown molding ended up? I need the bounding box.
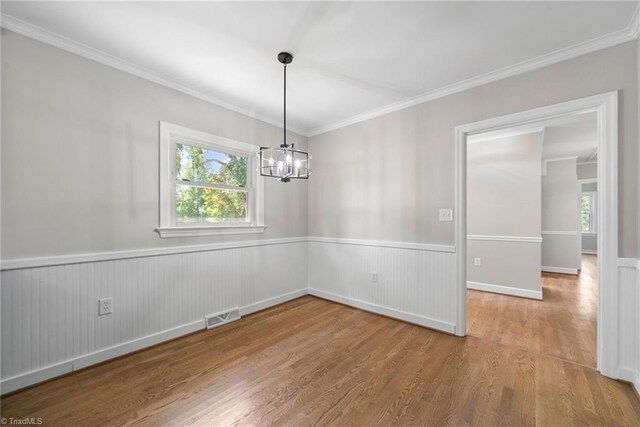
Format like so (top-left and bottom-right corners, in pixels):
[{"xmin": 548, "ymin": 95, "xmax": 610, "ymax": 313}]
[
  {"xmin": 545, "ymin": 156, "xmax": 578, "ymax": 163},
  {"xmin": 467, "ymin": 125, "xmax": 545, "ymax": 144},
  {"xmin": 2, "ymin": 5, "xmax": 639, "ymax": 140},
  {"xmin": 306, "ymin": 3, "xmax": 640, "ymax": 137},
  {"xmin": 630, "ymin": 2, "xmax": 640, "ymax": 39},
  {"xmin": 0, "ymin": 14, "xmax": 310, "ymax": 138}
]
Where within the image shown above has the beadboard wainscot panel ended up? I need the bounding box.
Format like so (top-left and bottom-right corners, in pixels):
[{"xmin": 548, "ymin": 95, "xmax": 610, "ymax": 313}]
[
  {"xmin": 307, "ymin": 237, "xmax": 457, "ymax": 334},
  {"xmin": 617, "ymin": 258, "xmax": 640, "ymax": 395},
  {"xmin": 0, "ymin": 239, "xmax": 307, "ymax": 393}
]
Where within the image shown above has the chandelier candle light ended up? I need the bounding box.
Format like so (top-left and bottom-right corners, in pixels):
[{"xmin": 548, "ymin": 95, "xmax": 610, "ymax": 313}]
[{"xmin": 258, "ymin": 52, "xmax": 311, "ymax": 182}]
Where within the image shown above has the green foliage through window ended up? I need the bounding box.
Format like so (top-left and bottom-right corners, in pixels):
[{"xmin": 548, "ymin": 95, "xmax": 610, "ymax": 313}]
[
  {"xmin": 175, "ymin": 143, "xmax": 248, "ymax": 224},
  {"xmin": 581, "ymin": 195, "xmax": 592, "ymax": 232}
]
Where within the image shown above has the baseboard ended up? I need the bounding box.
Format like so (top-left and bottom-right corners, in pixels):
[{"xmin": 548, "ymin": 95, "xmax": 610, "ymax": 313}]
[
  {"xmin": 308, "ymin": 288, "xmax": 456, "ymax": 334},
  {"xmin": 616, "ymin": 366, "xmax": 640, "ymax": 398},
  {"xmin": 239, "ymin": 288, "xmax": 308, "ymax": 316},
  {"xmin": 0, "ymin": 288, "xmax": 308, "ymax": 395},
  {"xmin": 541, "ymin": 266, "xmax": 579, "ymax": 275},
  {"xmin": 581, "ymin": 250, "xmax": 598, "ymax": 255},
  {"xmin": 467, "ymin": 281, "xmax": 543, "ymax": 300}
]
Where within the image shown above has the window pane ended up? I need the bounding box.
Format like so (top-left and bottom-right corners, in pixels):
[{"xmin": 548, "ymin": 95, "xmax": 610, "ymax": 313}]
[
  {"xmin": 176, "ymin": 142, "xmax": 247, "ymax": 187},
  {"xmin": 581, "ymin": 195, "xmax": 591, "ymax": 232},
  {"xmin": 176, "ymin": 184, "xmax": 247, "ymax": 224}
]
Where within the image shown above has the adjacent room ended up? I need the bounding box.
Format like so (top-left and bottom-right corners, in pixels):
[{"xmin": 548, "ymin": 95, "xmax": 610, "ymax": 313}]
[
  {"xmin": 1, "ymin": 1, "xmax": 640, "ymax": 425},
  {"xmin": 466, "ymin": 113, "xmax": 600, "ymax": 367}
]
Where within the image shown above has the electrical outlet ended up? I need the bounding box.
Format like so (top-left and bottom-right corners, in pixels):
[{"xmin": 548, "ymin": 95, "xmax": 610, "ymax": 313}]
[
  {"xmin": 474, "ymin": 258, "xmax": 482, "ymax": 266},
  {"xmin": 439, "ymin": 209, "xmax": 453, "ymax": 222},
  {"xmin": 99, "ymin": 298, "xmax": 113, "ymax": 316},
  {"xmin": 371, "ymin": 271, "xmax": 378, "ymax": 283}
]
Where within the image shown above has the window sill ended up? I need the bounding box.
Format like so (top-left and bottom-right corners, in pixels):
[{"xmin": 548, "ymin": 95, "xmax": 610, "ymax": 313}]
[
  {"xmin": 581, "ymin": 232, "xmax": 597, "ymax": 236},
  {"xmin": 156, "ymin": 225, "xmax": 266, "ymax": 238}
]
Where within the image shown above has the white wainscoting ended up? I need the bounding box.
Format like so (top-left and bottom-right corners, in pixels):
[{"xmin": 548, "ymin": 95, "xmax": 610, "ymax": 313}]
[
  {"xmin": 2, "ymin": 237, "xmax": 639, "ymax": 397},
  {"xmin": 307, "ymin": 238, "xmax": 457, "ymax": 334},
  {"xmin": 617, "ymin": 258, "xmax": 640, "ymax": 395},
  {"xmin": 0, "ymin": 239, "xmax": 308, "ymax": 394}
]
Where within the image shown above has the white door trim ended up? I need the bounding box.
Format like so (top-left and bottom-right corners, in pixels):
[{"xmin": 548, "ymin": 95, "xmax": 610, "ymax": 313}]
[{"xmin": 454, "ymin": 91, "xmax": 618, "ymax": 378}]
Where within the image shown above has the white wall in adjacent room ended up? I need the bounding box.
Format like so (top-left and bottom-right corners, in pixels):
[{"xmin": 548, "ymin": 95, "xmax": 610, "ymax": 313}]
[
  {"xmin": 466, "ymin": 131, "xmax": 543, "ymax": 298},
  {"xmin": 541, "ymin": 158, "xmax": 579, "ymax": 273}
]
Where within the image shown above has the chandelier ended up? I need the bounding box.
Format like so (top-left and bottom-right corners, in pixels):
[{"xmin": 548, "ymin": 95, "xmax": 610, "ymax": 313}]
[{"xmin": 257, "ymin": 52, "xmax": 311, "ymax": 182}]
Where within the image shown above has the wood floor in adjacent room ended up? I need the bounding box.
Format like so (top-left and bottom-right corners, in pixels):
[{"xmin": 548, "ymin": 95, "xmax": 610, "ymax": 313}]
[
  {"xmin": 467, "ymin": 254, "xmax": 598, "ymax": 367},
  {"xmin": 3, "ymin": 285, "xmax": 640, "ymax": 425}
]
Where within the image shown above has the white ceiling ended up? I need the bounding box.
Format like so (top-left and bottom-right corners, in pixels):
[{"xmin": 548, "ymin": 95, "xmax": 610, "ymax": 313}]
[
  {"xmin": 467, "ymin": 112, "xmax": 597, "ymax": 162},
  {"xmin": 541, "ymin": 113, "xmax": 597, "ymax": 162},
  {"xmin": 2, "ymin": 1, "xmax": 638, "ymax": 136}
]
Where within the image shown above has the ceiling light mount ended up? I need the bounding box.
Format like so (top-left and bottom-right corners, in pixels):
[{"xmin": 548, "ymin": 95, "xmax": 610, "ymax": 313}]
[
  {"xmin": 257, "ymin": 51, "xmax": 311, "ymax": 182},
  {"xmin": 277, "ymin": 51, "xmax": 293, "ymax": 65}
]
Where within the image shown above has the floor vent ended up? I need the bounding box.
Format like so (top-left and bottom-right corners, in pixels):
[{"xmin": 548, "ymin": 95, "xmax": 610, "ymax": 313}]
[{"xmin": 205, "ymin": 308, "xmax": 240, "ymax": 329}]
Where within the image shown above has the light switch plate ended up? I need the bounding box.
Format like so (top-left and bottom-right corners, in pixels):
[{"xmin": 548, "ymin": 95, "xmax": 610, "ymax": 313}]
[{"xmin": 439, "ymin": 209, "xmax": 453, "ymax": 222}]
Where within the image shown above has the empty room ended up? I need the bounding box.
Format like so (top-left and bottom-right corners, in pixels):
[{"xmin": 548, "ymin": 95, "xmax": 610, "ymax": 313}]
[{"xmin": 1, "ymin": 1, "xmax": 640, "ymax": 426}]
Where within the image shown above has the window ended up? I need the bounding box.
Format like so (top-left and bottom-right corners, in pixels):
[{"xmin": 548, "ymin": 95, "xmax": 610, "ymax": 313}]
[
  {"xmin": 157, "ymin": 122, "xmax": 264, "ymax": 238},
  {"xmin": 581, "ymin": 192, "xmax": 596, "ymax": 234}
]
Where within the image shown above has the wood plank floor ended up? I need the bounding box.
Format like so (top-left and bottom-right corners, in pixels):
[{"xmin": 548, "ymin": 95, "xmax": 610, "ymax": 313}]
[
  {"xmin": 3, "ymin": 288, "xmax": 640, "ymax": 425},
  {"xmin": 467, "ymin": 254, "xmax": 597, "ymax": 367}
]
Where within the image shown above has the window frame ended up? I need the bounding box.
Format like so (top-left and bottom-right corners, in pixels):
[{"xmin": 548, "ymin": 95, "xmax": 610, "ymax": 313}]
[
  {"xmin": 157, "ymin": 121, "xmax": 264, "ymax": 238},
  {"xmin": 580, "ymin": 191, "xmax": 597, "ymax": 235}
]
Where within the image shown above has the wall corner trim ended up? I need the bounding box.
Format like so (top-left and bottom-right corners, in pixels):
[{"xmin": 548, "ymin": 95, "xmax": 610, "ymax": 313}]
[
  {"xmin": 307, "ymin": 236, "xmax": 456, "ymax": 253},
  {"xmin": 617, "ymin": 257, "xmax": 640, "ymax": 270},
  {"xmin": 467, "ymin": 281, "xmax": 543, "ymax": 300},
  {"xmin": 467, "ymin": 235, "xmax": 542, "ymax": 243},
  {"xmin": 1, "ymin": 237, "xmax": 458, "ymax": 271},
  {"xmin": 0, "ymin": 237, "xmax": 308, "ymax": 271}
]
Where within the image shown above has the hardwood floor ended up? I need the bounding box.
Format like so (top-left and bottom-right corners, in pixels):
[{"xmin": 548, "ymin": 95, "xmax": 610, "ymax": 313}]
[
  {"xmin": 467, "ymin": 254, "xmax": 597, "ymax": 367},
  {"xmin": 3, "ymin": 288, "xmax": 640, "ymax": 425}
]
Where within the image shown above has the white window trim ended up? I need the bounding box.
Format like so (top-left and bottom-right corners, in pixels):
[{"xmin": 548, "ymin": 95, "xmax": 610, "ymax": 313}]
[
  {"xmin": 156, "ymin": 121, "xmax": 265, "ymax": 238},
  {"xmin": 581, "ymin": 191, "xmax": 597, "ymax": 235}
]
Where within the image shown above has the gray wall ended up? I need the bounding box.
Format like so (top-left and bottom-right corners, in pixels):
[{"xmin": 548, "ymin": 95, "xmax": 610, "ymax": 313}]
[
  {"xmin": 582, "ymin": 234, "xmax": 597, "ymax": 253},
  {"xmin": 577, "ymin": 162, "xmax": 597, "ymax": 179},
  {"xmin": 1, "ymin": 31, "xmax": 308, "ymax": 259},
  {"xmin": 542, "ymin": 159, "xmax": 579, "ymax": 271},
  {"xmin": 309, "ymin": 40, "xmax": 638, "ymax": 258},
  {"xmin": 467, "ymin": 132, "xmax": 542, "ymax": 293}
]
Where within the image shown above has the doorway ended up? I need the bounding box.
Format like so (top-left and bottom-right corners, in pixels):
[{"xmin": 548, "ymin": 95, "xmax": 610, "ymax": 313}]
[{"xmin": 454, "ymin": 92, "xmax": 618, "ymax": 378}]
